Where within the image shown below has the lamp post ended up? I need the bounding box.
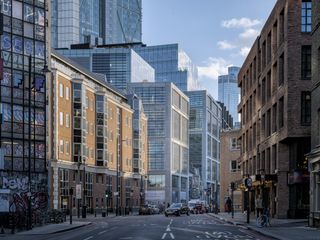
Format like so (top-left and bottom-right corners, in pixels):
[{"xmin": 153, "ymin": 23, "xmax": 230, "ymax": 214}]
[{"xmin": 116, "ymin": 138, "xmax": 127, "ymax": 216}]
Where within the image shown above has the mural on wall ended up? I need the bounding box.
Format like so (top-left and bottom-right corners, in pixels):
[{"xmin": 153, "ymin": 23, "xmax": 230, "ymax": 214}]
[{"xmin": 0, "ymin": 172, "xmax": 47, "ymax": 226}]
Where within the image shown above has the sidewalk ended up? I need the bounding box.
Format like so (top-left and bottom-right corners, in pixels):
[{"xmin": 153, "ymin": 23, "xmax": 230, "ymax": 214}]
[
  {"xmin": 15, "ymin": 221, "xmax": 91, "ymax": 235},
  {"xmin": 209, "ymin": 212, "xmax": 320, "ymax": 240}
]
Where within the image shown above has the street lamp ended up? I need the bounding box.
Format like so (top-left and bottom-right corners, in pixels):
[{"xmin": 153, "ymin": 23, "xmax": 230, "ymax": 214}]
[{"xmin": 116, "ymin": 138, "xmax": 127, "ymax": 216}]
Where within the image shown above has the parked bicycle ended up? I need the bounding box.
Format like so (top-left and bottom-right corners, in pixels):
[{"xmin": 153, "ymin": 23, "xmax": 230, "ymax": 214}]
[{"xmin": 256, "ymin": 207, "xmax": 271, "ymax": 227}]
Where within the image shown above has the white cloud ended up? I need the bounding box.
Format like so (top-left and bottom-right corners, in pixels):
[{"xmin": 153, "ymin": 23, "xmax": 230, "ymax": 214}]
[
  {"xmin": 239, "ymin": 28, "xmax": 259, "ymax": 40},
  {"xmin": 217, "ymin": 40, "xmax": 236, "ymax": 50},
  {"xmin": 221, "ymin": 17, "xmax": 261, "ymax": 29},
  {"xmin": 198, "ymin": 57, "xmax": 229, "ymax": 80},
  {"xmin": 197, "ymin": 57, "xmax": 231, "ymax": 98},
  {"xmin": 239, "ymin": 47, "xmax": 251, "ymax": 57}
]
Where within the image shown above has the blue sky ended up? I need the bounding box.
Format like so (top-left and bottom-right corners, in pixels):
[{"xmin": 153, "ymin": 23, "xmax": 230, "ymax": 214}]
[{"xmin": 142, "ymin": 0, "xmax": 277, "ymax": 99}]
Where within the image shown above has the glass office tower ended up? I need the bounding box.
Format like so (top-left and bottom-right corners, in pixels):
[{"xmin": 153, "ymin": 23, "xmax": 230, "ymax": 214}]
[
  {"xmin": 58, "ymin": 47, "xmax": 154, "ymax": 92},
  {"xmin": 51, "ymin": 0, "xmax": 142, "ymax": 49},
  {"xmin": 104, "ymin": 0, "xmax": 142, "ymax": 44},
  {"xmin": 218, "ymin": 66, "xmax": 240, "ymax": 126},
  {"xmin": 0, "ymin": 0, "xmax": 48, "ymax": 227},
  {"xmin": 130, "ymin": 82, "xmax": 189, "ymax": 204},
  {"xmin": 186, "ymin": 90, "xmax": 221, "ymax": 207},
  {"xmin": 134, "ymin": 44, "xmax": 199, "ymax": 91}
]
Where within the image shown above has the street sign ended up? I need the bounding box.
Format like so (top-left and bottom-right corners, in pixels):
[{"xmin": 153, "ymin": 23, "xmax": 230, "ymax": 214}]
[
  {"xmin": 245, "ymin": 177, "xmax": 252, "ymax": 189},
  {"xmin": 114, "ymin": 191, "xmax": 118, "ymax": 196},
  {"xmin": 76, "ymin": 184, "xmax": 82, "ymax": 199}
]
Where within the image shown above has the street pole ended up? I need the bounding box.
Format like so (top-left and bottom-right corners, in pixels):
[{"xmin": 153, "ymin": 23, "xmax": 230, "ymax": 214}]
[
  {"xmin": 27, "ymin": 55, "xmax": 32, "ymax": 230},
  {"xmin": 231, "ymin": 189, "xmax": 234, "ymax": 218},
  {"xmin": 69, "ymin": 187, "xmax": 73, "ymax": 224},
  {"xmin": 82, "ymin": 163, "xmax": 86, "ymax": 218},
  {"xmin": 116, "ymin": 137, "xmax": 120, "ymax": 216},
  {"xmin": 77, "ymin": 152, "xmax": 80, "ymax": 218},
  {"xmin": 247, "ymin": 190, "xmax": 250, "ymax": 223}
]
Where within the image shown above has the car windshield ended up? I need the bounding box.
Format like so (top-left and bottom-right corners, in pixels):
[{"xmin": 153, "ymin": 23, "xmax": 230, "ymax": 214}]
[
  {"xmin": 188, "ymin": 203, "xmax": 196, "ymax": 207},
  {"xmin": 170, "ymin": 203, "xmax": 182, "ymax": 208}
]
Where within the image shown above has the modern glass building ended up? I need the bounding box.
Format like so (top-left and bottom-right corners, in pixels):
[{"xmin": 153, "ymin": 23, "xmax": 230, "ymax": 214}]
[
  {"xmin": 186, "ymin": 90, "xmax": 221, "ymax": 208},
  {"xmin": 0, "ymin": 0, "xmax": 48, "ymax": 228},
  {"xmin": 134, "ymin": 44, "xmax": 199, "ymax": 91},
  {"xmin": 218, "ymin": 66, "xmax": 240, "ymax": 126},
  {"xmin": 51, "ymin": 0, "xmax": 142, "ymax": 49},
  {"xmin": 104, "ymin": 0, "xmax": 142, "ymax": 44},
  {"xmin": 58, "ymin": 46, "xmax": 155, "ymax": 92},
  {"xmin": 130, "ymin": 82, "xmax": 189, "ymax": 204}
]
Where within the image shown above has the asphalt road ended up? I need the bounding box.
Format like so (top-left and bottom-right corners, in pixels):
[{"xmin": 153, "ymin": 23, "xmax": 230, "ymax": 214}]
[{"xmin": 4, "ymin": 213, "xmax": 275, "ymax": 240}]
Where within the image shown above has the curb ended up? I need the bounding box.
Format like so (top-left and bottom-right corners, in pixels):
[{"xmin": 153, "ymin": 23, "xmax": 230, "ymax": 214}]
[{"xmin": 50, "ymin": 222, "xmax": 92, "ymax": 234}]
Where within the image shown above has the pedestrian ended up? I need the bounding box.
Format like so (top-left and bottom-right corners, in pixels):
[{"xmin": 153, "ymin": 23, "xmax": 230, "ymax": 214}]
[
  {"xmin": 255, "ymin": 194, "xmax": 263, "ymax": 217},
  {"xmin": 226, "ymin": 197, "xmax": 232, "ymax": 214}
]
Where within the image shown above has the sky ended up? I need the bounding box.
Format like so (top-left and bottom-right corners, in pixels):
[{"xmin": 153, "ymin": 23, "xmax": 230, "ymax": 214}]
[{"xmin": 142, "ymin": 0, "xmax": 277, "ymax": 99}]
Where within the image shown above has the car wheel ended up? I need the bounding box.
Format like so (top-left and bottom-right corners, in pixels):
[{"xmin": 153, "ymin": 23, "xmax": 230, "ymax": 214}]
[
  {"xmin": 187, "ymin": 211, "xmax": 189, "ymax": 216},
  {"xmin": 165, "ymin": 213, "xmax": 168, "ymax": 217},
  {"xmin": 176, "ymin": 211, "xmax": 180, "ymax": 216}
]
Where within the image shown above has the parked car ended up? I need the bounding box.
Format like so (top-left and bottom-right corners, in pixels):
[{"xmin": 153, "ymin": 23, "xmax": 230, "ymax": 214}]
[
  {"xmin": 165, "ymin": 203, "xmax": 190, "ymax": 217},
  {"xmin": 139, "ymin": 204, "xmax": 152, "ymax": 215},
  {"xmin": 150, "ymin": 205, "xmax": 160, "ymax": 214},
  {"xmin": 188, "ymin": 202, "xmax": 197, "ymax": 214}
]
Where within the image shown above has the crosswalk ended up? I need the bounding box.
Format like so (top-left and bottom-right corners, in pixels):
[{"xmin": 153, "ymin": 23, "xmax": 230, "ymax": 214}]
[{"xmin": 194, "ymin": 231, "xmax": 254, "ymax": 240}]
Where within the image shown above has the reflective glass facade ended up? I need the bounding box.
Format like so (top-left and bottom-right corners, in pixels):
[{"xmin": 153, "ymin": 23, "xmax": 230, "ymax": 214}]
[
  {"xmin": 130, "ymin": 82, "xmax": 189, "ymax": 204},
  {"xmin": 186, "ymin": 90, "xmax": 221, "ymax": 206},
  {"xmin": 58, "ymin": 47, "xmax": 154, "ymax": 91},
  {"xmin": 0, "ymin": 0, "xmax": 48, "ymax": 227},
  {"xmin": 104, "ymin": 0, "xmax": 142, "ymax": 44},
  {"xmin": 51, "ymin": 0, "xmax": 142, "ymax": 49},
  {"xmin": 218, "ymin": 66, "xmax": 240, "ymax": 125},
  {"xmin": 134, "ymin": 44, "xmax": 199, "ymax": 91}
]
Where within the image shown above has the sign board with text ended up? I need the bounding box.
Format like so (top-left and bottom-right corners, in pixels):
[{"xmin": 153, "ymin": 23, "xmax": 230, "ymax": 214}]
[{"xmin": 76, "ymin": 184, "xmax": 82, "ymax": 199}]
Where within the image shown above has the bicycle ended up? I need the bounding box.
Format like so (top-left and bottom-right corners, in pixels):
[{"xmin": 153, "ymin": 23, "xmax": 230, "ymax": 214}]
[{"xmin": 256, "ymin": 208, "xmax": 271, "ymax": 227}]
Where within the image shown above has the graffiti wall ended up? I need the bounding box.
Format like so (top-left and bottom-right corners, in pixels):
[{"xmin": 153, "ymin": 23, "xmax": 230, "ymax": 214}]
[{"xmin": 0, "ymin": 171, "xmax": 48, "ymax": 227}]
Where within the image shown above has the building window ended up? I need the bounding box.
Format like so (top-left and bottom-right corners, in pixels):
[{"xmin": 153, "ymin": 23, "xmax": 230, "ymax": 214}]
[
  {"xmin": 301, "ymin": 0, "xmax": 312, "ymax": 33},
  {"xmin": 60, "ymin": 112, "xmax": 63, "ymax": 126},
  {"xmin": 230, "ymin": 138, "xmax": 238, "ymax": 150},
  {"xmin": 59, "ymin": 140, "xmax": 64, "ymax": 153},
  {"xmin": 59, "ymin": 83, "xmax": 63, "ymax": 98},
  {"xmin": 301, "ymin": 91, "xmax": 311, "ymax": 125},
  {"xmin": 230, "ymin": 160, "xmax": 239, "ymax": 172},
  {"xmin": 66, "ymin": 87, "xmax": 69, "ymax": 100},
  {"xmin": 301, "ymin": 45, "xmax": 311, "ymax": 79},
  {"xmin": 279, "ymin": 97, "xmax": 284, "ymax": 128},
  {"xmin": 66, "ymin": 113, "xmax": 70, "ymax": 128},
  {"xmin": 65, "ymin": 141, "xmax": 70, "ymax": 155}
]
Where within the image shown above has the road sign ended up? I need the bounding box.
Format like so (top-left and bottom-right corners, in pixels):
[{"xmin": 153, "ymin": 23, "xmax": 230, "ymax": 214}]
[
  {"xmin": 76, "ymin": 184, "xmax": 82, "ymax": 199},
  {"xmin": 245, "ymin": 177, "xmax": 252, "ymax": 189},
  {"xmin": 114, "ymin": 191, "xmax": 118, "ymax": 196}
]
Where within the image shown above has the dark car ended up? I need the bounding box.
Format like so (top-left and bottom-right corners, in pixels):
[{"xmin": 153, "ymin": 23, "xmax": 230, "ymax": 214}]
[{"xmin": 164, "ymin": 203, "xmax": 190, "ymax": 217}]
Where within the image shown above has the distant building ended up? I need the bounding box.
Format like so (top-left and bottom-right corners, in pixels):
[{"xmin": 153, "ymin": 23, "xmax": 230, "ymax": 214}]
[
  {"xmin": 130, "ymin": 82, "xmax": 189, "ymax": 204},
  {"xmin": 58, "ymin": 45, "xmax": 154, "ymax": 91},
  {"xmin": 307, "ymin": 0, "xmax": 320, "ymax": 228},
  {"xmin": 134, "ymin": 44, "xmax": 199, "ymax": 91},
  {"xmin": 51, "ymin": 0, "xmax": 142, "ymax": 48},
  {"xmin": 218, "ymin": 66, "xmax": 240, "ymax": 126},
  {"xmin": 220, "ymin": 129, "xmax": 242, "ymax": 213},
  {"xmin": 186, "ymin": 90, "xmax": 221, "ymax": 208},
  {"xmin": 218, "ymin": 102, "xmax": 234, "ymax": 130},
  {"xmin": 238, "ymin": 0, "xmax": 311, "ymax": 219}
]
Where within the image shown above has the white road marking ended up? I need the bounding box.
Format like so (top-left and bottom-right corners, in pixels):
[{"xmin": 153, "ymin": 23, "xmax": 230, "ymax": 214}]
[
  {"xmin": 98, "ymin": 230, "xmax": 107, "ymax": 235},
  {"xmin": 83, "ymin": 236, "xmax": 93, "ymax": 240},
  {"xmin": 161, "ymin": 233, "xmax": 167, "ymax": 239},
  {"xmin": 166, "ymin": 227, "xmax": 171, "ymax": 231},
  {"xmin": 169, "ymin": 233, "xmax": 175, "ymax": 239},
  {"xmin": 205, "ymin": 235, "xmax": 210, "ymax": 239}
]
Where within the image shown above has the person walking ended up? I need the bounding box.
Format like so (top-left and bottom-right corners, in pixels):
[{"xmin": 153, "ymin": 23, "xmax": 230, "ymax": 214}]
[
  {"xmin": 225, "ymin": 197, "xmax": 232, "ymax": 214},
  {"xmin": 255, "ymin": 194, "xmax": 263, "ymax": 217}
]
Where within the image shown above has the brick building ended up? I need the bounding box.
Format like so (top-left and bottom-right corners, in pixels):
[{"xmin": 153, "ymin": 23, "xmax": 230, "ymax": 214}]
[
  {"xmin": 48, "ymin": 50, "xmax": 148, "ymax": 215},
  {"xmin": 220, "ymin": 130, "xmax": 242, "ymax": 213},
  {"xmin": 307, "ymin": 0, "xmax": 320, "ymax": 227},
  {"xmin": 238, "ymin": 0, "xmax": 312, "ymax": 219}
]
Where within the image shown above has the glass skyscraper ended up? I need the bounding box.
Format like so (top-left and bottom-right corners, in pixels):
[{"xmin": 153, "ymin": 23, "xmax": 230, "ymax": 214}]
[
  {"xmin": 0, "ymin": 0, "xmax": 48, "ymax": 227},
  {"xmin": 218, "ymin": 66, "xmax": 240, "ymax": 126},
  {"xmin": 58, "ymin": 46, "xmax": 154, "ymax": 91},
  {"xmin": 130, "ymin": 82, "xmax": 189, "ymax": 204},
  {"xmin": 186, "ymin": 90, "xmax": 221, "ymax": 207},
  {"xmin": 51, "ymin": 0, "xmax": 142, "ymax": 49},
  {"xmin": 134, "ymin": 44, "xmax": 199, "ymax": 91}
]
